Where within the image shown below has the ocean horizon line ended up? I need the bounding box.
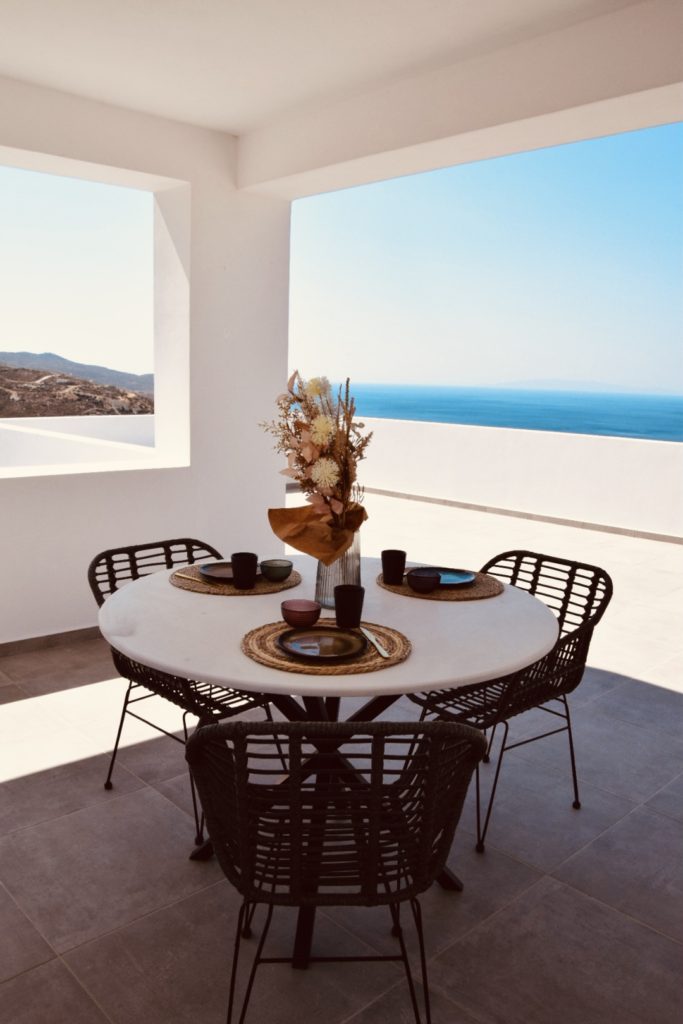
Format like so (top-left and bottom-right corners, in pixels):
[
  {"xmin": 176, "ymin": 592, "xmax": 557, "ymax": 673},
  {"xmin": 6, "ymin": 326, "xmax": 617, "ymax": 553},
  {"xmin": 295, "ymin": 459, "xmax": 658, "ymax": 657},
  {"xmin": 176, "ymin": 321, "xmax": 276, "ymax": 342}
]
[
  {"xmin": 333, "ymin": 382, "xmax": 683, "ymax": 442},
  {"xmin": 333, "ymin": 381, "xmax": 683, "ymax": 399}
]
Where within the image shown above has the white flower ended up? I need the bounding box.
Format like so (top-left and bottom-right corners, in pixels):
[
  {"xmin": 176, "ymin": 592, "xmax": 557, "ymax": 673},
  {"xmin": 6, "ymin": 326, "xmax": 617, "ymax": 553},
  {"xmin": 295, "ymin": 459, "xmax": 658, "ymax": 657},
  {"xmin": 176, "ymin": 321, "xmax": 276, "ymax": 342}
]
[
  {"xmin": 310, "ymin": 456, "xmax": 340, "ymax": 489},
  {"xmin": 310, "ymin": 414, "xmax": 336, "ymax": 447},
  {"xmin": 305, "ymin": 376, "xmax": 331, "ymax": 398}
]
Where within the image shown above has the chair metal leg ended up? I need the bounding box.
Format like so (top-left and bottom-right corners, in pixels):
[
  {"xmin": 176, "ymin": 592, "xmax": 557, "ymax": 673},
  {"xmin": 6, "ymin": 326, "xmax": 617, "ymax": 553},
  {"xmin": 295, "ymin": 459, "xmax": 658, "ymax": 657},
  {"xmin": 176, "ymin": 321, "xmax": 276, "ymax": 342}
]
[
  {"xmin": 226, "ymin": 902, "xmax": 247, "ymax": 1024},
  {"xmin": 476, "ymin": 720, "xmax": 509, "ymax": 853},
  {"xmin": 183, "ymin": 712, "xmax": 205, "ymax": 845},
  {"xmin": 390, "ymin": 903, "xmax": 424, "ymax": 1024},
  {"xmin": 389, "ymin": 900, "xmax": 432, "ymax": 1024},
  {"xmin": 410, "ymin": 898, "xmax": 432, "ymax": 1024},
  {"xmin": 234, "ymin": 904, "xmax": 273, "ymax": 1024},
  {"xmin": 264, "ymin": 703, "xmax": 287, "ymax": 772},
  {"xmin": 435, "ymin": 866, "xmax": 464, "ymax": 891},
  {"xmin": 562, "ymin": 696, "xmax": 581, "ymax": 809},
  {"xmin": 103, "ymin": 681, "xmax": 134, "ymax": 790},
  {"xmin": 475, "ymin": 763, "xmax": 482, "ymax": 844},
  {"xmin": 292, "ymin": 907, "xmax": 316, "ymax": 969},
  {"xmin": 483, "ymin": 722, "xmax": 498, "ymax": 764},
  {"xmin": 241, "ymin": 902, "xmax": 257, "ymax": 939}
]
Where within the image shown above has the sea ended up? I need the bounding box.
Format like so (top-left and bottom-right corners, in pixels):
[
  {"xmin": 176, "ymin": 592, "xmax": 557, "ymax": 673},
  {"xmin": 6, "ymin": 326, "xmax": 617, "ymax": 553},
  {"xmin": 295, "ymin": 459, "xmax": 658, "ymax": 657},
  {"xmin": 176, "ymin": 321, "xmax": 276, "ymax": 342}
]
[{"xmin": 349, "ymin": 385, "xmax": 683, "ymax": 442}]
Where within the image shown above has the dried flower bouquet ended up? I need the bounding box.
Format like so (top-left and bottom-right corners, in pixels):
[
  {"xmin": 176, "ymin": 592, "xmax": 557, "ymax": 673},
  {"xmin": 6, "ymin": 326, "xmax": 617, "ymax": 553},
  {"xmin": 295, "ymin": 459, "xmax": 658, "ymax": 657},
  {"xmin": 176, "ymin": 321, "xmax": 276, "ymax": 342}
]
[{"xmin": 262, "ymin": 371, "xmax": 372, "ymax": 564}]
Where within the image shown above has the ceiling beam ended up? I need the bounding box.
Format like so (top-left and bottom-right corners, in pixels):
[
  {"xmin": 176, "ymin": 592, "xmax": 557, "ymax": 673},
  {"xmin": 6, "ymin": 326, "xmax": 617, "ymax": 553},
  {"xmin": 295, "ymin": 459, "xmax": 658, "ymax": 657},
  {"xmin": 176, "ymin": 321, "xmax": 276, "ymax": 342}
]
[{"xmin": 239, "ymin": 0, "xmax": 683, "ymax": 198}]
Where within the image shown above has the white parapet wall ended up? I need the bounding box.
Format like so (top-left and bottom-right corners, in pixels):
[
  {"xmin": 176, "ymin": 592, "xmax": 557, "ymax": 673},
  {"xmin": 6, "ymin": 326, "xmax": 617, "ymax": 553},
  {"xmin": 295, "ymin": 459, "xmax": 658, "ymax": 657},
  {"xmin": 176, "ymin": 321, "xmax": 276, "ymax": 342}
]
[
  {"xmin": 361, "ymin": 418, "xmax": 683, "ymax": 540},
  {"xmin": 4, "ymin": 414, "xmax": 155, "ymax": 446},
  {"xmin": 0, "ymin": 416, "xmax": 157, "ymax": 476}
]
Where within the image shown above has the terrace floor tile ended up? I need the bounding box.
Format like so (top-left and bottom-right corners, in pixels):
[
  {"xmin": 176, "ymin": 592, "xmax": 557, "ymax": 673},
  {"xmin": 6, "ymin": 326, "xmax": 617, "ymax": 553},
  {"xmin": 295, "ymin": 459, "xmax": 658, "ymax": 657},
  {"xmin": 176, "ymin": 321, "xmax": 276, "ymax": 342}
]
[
  {"xmin": 0, "ymin": 754, "xmax": 143, "ymax": 838},
  {"xmin": 460, "ymin": 752, "xmax": 636, "ymax": 872},
  {"xmin": 646, "ymin": 771, "xmax": 683, "ymax": 823},
  {"xmin": 432, "ymin": 877, "xmax": 683, "ymax": 1024},
  {"xmin": 0, "ymin": 638, "xmax": 116, "ymax": 696},
  {"xmin": 0, "ymin": 959, "xmax": 111, "ymax": 1024},
  {"xmin": 0, "ymin": 787, "xmax": 222, "ymax": 952},
  {"xmin": 0, "ymin": 883, "xmax": 54, "ymax": 985},
  {"xmin": 507, "ymin": 701, "xmax": 683, "ymax": 804},
  {"xmin": 343, "ymin": 979, "xmax": 479, "ymax": 1023},
  {"xmin": 590, "ymin": 677, "xmax": 683, "ymax": 738},
  {"xmin": 65, "ymin": 882, "xmax": 401, "ymax": 1024},
  {"xmin": 554, "ymin": 805, "xmax": 683, "ymax": 942}
]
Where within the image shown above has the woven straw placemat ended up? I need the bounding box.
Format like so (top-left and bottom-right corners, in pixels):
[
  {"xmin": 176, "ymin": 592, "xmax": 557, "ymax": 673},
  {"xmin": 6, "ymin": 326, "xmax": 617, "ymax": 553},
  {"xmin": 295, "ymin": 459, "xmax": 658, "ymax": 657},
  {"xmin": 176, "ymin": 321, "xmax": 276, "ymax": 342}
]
[
  {"xmin": 170, "ymin": 565, "xmax": 302, "ymax": 596},
  {"xmin": 376, "ymin": 571, "xmax": 503, "ymax": 601},
  {"xmin": 241, "ymin": 618, "xmax": 411, "ymax": 675}
]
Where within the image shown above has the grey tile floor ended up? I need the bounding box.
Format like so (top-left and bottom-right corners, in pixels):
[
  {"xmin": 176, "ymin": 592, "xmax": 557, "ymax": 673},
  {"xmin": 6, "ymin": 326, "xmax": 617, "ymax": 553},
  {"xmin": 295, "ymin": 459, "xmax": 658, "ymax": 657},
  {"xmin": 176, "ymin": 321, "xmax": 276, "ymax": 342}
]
[
  {"xmin": 0, "ymin": 643, "xmax": 681, "ymax": 1023},
  {"xmin": 1, "ymin": 505, "xmax": 682, "ymax": 1023}
]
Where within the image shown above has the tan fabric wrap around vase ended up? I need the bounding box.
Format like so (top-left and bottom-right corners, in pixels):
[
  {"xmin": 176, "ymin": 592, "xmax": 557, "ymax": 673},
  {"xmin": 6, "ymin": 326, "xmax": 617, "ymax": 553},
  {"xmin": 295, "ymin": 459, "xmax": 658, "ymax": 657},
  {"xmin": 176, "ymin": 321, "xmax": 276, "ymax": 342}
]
[{"xmin": 268, "ymin": 503, "xmax": 367, "ymax": 566}]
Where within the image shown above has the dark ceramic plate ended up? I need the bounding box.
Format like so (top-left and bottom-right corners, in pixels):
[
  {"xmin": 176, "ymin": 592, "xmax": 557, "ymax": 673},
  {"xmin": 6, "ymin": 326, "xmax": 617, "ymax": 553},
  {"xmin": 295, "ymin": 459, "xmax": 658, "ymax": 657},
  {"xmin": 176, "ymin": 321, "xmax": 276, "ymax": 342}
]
[
  {"xmin": 433, "ymin": 567, "xmax": 476, "ymax": 588},
  {"xmin": 199, "ymin": 561, "xmax": 262, "ymax": 583},
  {"xmin": 278, "ymin": 627, "xmax": 368, "ymax": 663}
]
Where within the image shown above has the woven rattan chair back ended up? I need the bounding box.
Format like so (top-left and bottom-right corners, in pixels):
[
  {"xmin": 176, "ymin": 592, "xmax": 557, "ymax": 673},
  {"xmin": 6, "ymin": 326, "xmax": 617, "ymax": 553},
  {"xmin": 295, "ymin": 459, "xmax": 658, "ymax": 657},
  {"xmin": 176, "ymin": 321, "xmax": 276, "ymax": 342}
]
[
  {"xmin": 88, "ymin": 537, "xmax": 222, "ymax": 606},
  {"xmin": 408, "ymin": 550, "xmax": 613, "ymax": 855},
  {"xmin": 187, "ymin": 719, "xmax": 485, "ymax": 907},
  {"xmin": 480, "ymin": 549, "xmax": 612, "ymax": 639},
  {"xmin": 481, "ymin": 550, "xmax": 613, "ymax": 716},
  {"xmin": 88, "ymin": 537, "xmax": 266, "ymax": 853},
  {"xmin": 187, "ymin": 720, "xmax": 485, "ymax": 1022}
]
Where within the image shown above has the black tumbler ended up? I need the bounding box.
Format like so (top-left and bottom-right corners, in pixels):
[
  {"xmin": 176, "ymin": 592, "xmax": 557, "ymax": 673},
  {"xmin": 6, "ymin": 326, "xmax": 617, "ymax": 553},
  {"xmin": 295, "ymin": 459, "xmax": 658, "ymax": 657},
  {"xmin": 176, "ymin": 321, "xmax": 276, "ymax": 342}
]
[
  {"xmin": 231, "ymin": 551, "xmax": 258, "ymax": 590},
  {"xmin": 381, "ymin": 549, "xmax": 407, "ymax": 586},
  {"xmin": 334, "ymin": 584, "xmax": 365, "ymax": 629}
]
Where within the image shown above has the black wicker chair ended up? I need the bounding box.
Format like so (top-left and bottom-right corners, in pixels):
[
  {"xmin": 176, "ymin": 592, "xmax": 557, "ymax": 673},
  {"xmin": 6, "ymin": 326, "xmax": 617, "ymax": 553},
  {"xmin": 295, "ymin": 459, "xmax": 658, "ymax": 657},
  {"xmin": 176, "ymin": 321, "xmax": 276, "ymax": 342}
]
[
  {"xmin": 407, "ymin": 550, "xmax": 613, "ymax": 852},
  {"xmin": 88, "ymin": 538, "xmax": 270, "ymax": 848},
  {"xmin": 186, "ymin": 719, "xmax": 485, "ymax": 1024}
]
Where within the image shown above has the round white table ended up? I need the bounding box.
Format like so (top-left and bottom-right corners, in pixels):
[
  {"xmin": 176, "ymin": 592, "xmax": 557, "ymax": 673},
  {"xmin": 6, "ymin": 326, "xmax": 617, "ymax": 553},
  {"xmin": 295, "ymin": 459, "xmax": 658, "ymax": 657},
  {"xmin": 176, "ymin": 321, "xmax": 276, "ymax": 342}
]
[
  {"xmin": 98, "ymin": 555, "xmax": 559, "ymax": 700},
  {"xmin": 99, "ymin": 554, "xmax": 558, "ymax": 964}
]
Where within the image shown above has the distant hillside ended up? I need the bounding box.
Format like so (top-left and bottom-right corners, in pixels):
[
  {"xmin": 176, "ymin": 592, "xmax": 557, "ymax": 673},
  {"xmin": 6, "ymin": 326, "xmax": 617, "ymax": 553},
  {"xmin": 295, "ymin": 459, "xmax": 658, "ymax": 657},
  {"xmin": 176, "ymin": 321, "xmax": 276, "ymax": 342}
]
[
  {"xmin": 0, "ymin": 352, "xmax": 153, "ymax": 395},
  {"xmin": 0, "ymin": 363, "xmax": 154, "ymax": 417}
]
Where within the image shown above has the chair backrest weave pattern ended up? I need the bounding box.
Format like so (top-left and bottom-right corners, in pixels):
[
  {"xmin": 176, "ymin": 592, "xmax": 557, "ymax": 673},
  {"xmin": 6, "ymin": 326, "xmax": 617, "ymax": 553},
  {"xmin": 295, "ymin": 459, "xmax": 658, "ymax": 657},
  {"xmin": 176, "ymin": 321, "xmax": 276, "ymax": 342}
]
[
  {"xmin": 480, "ymin": 550, "xmax": 613, "ymax": 716},
  {"xmin": 88, "ymin": 537, "xmax": 222, "ymax": 606},
  {"xmin": 187, "ymin": 720, "xmax": 485, "ymax": 908},
  {"xmin": 480, "ymin": 549, "xmax": 613, "ymax": 638}
]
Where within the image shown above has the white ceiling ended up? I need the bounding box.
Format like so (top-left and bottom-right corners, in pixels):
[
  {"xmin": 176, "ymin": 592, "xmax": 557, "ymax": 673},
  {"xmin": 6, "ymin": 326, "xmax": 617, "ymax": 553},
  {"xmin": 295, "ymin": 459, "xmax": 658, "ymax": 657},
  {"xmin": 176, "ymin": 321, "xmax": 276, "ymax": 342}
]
[{"xmin": 0, "ymin": 0, "xmax": 640, "ymax": 134}]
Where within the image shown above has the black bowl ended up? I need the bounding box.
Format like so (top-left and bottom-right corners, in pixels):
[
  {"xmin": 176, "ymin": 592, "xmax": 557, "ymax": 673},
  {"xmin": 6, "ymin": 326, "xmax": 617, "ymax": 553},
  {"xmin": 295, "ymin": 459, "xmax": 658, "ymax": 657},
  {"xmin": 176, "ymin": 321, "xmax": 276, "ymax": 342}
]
[{"xmin": 406, "ymin": 567, "xmax": 441, "ymax": 594}]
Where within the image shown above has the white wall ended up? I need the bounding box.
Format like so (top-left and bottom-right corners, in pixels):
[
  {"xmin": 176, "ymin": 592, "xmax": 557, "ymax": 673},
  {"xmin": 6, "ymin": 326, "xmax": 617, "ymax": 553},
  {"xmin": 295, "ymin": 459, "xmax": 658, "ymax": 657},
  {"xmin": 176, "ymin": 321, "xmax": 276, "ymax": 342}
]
[
  {"xmin": 0, "ymin": 77, "xmax": 290, "ymax": 643},
  {"xmin": 362, "ymin": 419, "xmax": 683, "ymax": 539}
]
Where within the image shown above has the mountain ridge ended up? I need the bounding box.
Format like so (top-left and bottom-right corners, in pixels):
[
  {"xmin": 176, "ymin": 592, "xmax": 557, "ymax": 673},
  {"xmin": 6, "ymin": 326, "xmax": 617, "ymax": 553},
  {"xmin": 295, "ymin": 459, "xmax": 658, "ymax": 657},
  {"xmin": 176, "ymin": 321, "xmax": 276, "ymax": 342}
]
[{"xmin": 0, "ymin": 352, "xmax": 153, "ymax": 394}]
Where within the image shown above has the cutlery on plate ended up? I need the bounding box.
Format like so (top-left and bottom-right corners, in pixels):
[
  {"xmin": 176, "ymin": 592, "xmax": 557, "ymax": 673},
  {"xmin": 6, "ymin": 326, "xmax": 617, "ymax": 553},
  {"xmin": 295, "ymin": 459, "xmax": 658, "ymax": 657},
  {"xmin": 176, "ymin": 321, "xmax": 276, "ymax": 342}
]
[{"xmin": 359, "ymin": 626, "xmax": 390, "ymax": 659}]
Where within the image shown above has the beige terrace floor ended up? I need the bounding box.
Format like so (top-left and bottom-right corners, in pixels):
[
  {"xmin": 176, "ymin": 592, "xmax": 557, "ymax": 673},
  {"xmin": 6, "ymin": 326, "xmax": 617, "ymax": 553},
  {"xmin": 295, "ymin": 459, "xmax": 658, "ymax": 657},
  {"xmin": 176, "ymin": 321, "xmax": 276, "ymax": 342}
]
[{"xmin": 0, "ymin": 496, "xmax": 682, "ymax": 1023}]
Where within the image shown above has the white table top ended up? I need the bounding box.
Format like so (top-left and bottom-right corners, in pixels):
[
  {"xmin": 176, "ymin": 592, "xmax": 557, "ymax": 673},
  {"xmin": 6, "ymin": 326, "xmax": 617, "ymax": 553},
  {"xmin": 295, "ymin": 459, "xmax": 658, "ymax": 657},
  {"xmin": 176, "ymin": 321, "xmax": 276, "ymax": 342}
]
[
  {"xmin": 98, "ymin": 556, "xmax": 559, "ymax": 699},
  {"xmin": 98, "ymin": 557, "xmax": 557, "ymax": 700}
]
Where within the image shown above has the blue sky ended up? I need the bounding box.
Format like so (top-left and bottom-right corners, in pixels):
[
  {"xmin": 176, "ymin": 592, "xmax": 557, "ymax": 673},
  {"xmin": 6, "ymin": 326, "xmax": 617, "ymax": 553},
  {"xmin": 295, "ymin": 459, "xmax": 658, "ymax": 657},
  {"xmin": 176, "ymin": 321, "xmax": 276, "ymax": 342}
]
[
  {"xmin": 1, "ymin": 124, "xmax": 681, "ymax": 391},
  {"xmin": 290, "ymin": 123, "xmax": 683, "ymax": 394},
  {"xmin": 0, "ymin": 166, "xmax": 153, "ymax": 374}
]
